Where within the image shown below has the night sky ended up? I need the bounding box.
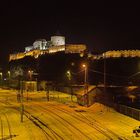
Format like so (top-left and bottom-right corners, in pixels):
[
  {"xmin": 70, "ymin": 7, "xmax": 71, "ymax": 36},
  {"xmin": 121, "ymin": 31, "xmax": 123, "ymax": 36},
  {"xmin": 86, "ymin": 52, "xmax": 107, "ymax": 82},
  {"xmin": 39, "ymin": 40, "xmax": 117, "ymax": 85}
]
[{"xmin": 0, "ymin": 0, "xmax": 140, "ymax": 67}]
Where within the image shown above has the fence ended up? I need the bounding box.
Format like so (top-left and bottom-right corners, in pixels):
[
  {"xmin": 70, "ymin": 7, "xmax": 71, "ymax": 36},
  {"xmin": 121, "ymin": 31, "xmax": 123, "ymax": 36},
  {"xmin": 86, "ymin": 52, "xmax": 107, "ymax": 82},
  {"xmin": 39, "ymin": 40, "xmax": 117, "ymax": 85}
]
[{"xmin": 115, "ymin": 104, "xmax": 140, "ymax": 121}]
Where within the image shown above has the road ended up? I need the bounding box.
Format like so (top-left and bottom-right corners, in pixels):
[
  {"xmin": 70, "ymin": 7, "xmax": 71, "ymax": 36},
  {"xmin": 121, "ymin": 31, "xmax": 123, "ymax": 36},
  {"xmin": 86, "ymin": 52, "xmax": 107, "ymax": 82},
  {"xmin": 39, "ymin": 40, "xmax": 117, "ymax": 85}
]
[{"xmin": 0, "ymin": 89, "xmax": 139, "ymax": 140}]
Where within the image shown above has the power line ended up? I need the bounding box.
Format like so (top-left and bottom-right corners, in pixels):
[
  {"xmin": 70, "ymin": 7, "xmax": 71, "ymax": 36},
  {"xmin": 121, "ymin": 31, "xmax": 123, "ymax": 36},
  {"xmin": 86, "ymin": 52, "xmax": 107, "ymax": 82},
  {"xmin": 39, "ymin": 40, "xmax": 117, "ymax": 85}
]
[
  {"xmin": 89, "ymin": 69, "xmax": 127, "ymax": 79},
  {"xmin": 71, "ymin": 70, "xmax": 84, "ymax": 75},
  {"xmin": 128, "ymin": 72, "xmax": 140, "ymax": 79}
]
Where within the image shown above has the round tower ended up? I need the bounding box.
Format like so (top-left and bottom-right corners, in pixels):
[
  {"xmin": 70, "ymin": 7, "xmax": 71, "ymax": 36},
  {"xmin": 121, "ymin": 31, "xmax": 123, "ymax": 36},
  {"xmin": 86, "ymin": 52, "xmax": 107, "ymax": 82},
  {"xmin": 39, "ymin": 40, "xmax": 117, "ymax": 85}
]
[{"xmin": 51, "ymin": 36, "xmax": 65, "ymax": 46}]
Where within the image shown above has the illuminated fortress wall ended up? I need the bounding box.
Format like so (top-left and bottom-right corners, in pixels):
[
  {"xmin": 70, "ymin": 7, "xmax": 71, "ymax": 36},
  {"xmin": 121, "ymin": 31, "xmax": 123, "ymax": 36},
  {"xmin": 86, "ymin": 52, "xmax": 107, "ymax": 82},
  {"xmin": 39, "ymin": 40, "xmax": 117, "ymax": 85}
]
[
  {"xmin": 103, "ymin": 50, "xmax": 140, "ymax": 58},
  {"xmin": 9, "ymin": 52, "xmax": 25, "ymax": 61},
  {"xmin": 10, "ymin": 48, "xmax": 140, "ymax": 62},
  {"xmin": 90, "ymin": 50, "xmax": 140, "ymax": 60},
  {"xmin": 65, "ymin": 44, "xmax": 86, "ymax": 53},
  {"xmin": 48, "ymin": 45, "xmax": 65, "ymax": 53},
  {"xmin": 9, "ymin": 44, "xmax": 86, "ymax": 61}
]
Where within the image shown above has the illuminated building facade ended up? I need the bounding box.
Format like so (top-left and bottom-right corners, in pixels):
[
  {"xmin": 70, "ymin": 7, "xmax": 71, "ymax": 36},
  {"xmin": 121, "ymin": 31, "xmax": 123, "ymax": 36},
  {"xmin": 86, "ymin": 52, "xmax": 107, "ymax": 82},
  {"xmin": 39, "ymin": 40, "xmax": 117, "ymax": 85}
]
[{"xmin": 33, "ymin": 39, "xmax": 47, "ymax": 50}]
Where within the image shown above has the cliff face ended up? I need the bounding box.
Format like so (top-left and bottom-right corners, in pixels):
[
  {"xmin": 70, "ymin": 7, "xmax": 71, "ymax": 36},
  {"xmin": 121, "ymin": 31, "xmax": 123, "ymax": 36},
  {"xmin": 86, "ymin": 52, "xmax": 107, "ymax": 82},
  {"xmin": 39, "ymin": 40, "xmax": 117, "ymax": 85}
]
[{"xmin": 9, "ymin": 52, "xmax": 87, "ymax": 84}]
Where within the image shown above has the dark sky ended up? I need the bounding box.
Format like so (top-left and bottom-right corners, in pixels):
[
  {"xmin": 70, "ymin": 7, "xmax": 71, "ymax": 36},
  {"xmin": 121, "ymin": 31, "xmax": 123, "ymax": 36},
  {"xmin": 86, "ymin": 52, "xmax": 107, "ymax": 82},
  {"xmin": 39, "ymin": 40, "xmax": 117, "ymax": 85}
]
[{"xmin": 0, "ymin": 0, "xmax": 140, "ymax": 67}]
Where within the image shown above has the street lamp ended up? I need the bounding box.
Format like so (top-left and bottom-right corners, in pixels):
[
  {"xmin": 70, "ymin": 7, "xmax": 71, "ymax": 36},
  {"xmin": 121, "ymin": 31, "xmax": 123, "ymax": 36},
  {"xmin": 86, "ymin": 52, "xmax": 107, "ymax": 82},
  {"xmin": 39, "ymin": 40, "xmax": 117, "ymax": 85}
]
[
  {"xmin": 82, "ymin": 64, "xmax": 88, "ymax": 106},
  {"xmin": 66, "ymin": 70, "xmax": 71, "ymax": 81},
  {"xmin": 66, "ymin": 70, "xmax": 73, "ymax": 101},
  {"xmin": 0, "ymin": 72, "xmax": 2, "ymax": 80},
  {"xmin": 0, "ymin": 72, "xmax": 3, "ymax": 86},
  {"xmin": 28, "ymin": 70, "xmax": 33, "ymax": 80}
]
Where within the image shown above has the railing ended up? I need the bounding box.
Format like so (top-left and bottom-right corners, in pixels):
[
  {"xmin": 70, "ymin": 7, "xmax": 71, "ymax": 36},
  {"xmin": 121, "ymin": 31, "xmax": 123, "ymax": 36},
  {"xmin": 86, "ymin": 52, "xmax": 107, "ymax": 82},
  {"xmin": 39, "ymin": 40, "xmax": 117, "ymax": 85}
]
[{"xmin": 115, "ymin": 104, "xmax": 140, "ymax": 121}]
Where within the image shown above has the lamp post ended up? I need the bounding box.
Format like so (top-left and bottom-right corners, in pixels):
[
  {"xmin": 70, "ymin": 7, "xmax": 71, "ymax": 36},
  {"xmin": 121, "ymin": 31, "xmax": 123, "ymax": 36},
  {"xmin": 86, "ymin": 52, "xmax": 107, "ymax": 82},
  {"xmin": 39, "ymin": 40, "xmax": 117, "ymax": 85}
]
[
  {"xmin": 8, "ymin": 71, "xmax": 10, "ymax": 79},
  {"xmin": 7, "ymin": 71, "xmax": 11, "ymax": 87},
  {"xmin": 82, "ymin": 64, "xmax": 87, "ymax": 84},
  {"xmin": 66, "ymin": 70, "xmax": 73, "ymax": 101},
  {"xmin": 82, "ymin": 64, "xmax": 88, "ymax": 106}
]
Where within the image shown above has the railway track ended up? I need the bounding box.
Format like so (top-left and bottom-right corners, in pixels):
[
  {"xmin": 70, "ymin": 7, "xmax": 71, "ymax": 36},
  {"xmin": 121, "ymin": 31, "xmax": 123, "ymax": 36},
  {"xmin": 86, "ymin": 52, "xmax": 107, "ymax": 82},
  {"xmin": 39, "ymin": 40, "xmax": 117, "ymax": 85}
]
[
  {"xmin": 78, "ymin": 112, "xmax": 129, "ymax": 140},
  {"xmin": 0, "ymin": 91, "xmax": 132, "ymax": 140},
  {"xmin": 43, "ymin": 103, "xmax": 129, "ymax": 140},
  {"xmin": 27, "ymin": 102, "xmax": 119, "ymax": 140},
  {"xmin": 24, "ymin": 110, "xmax": 64, "ymax": 140},
  {"xmin": 76, "ymin": 112, "xmax": 129, "ymax": 140},
  {"xmin": 25, "ymin": 103, "xmax": 96, "ymax": 140},
  {"xmin": 0, "ymin": 113, "xmax": 16, "ymax": 140},
  {"xmin": 43, "ymin": 104, "xmax": 116, "ymax": 140}
]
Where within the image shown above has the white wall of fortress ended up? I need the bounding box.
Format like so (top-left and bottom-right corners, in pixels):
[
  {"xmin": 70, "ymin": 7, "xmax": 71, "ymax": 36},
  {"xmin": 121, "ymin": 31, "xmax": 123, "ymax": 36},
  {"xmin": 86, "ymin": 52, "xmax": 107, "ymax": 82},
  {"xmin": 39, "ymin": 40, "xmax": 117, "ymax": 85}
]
[{"xmin": 51, "ymin": 36, "xmax": 65, "ymax": 46}]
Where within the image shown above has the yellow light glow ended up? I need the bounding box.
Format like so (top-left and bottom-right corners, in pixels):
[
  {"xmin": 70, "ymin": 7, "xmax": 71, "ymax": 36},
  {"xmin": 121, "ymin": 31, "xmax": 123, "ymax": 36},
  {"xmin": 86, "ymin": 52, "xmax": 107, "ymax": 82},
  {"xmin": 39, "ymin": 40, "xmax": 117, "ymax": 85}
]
[
  {"xmin": 82, "ymin": 64, "xmax": 86, "ymax": 68},
  {"xmin": 67, "ymin": 71, "xmax": 70, "ymax": 74}
]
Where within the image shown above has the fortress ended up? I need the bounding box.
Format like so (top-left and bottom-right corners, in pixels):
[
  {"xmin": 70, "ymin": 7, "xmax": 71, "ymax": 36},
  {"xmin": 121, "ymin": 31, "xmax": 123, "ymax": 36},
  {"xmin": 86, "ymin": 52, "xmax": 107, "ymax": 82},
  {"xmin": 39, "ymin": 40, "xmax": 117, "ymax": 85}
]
[
  {"xmin": 9, "ymin": 35, "xmax": 140, "ymax": 61},
  {"xmin": 9, "ymin": 35, "xmax": 87, "ymax": 61}
]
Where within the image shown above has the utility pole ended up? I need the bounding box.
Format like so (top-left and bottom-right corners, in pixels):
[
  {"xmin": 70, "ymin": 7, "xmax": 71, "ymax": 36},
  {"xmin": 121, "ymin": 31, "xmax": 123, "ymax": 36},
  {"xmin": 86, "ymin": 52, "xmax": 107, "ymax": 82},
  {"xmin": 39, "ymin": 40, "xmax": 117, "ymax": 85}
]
[
  {"xmin": 103, "ymin": 53, "xmax": 108, "ymax": 106},
  {"xmin": 103, "ymin": 53, "xmax": 106, "ymax": 94},
  {"xmin": 20, "ymin": 79, "xmax": 24, "ymax": 122}
]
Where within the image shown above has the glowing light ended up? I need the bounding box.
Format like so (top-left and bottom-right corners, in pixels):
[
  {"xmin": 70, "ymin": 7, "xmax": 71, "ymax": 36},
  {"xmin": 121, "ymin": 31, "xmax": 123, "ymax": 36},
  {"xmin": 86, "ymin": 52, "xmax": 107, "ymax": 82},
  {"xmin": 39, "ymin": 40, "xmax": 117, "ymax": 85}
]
[{"xmin": 82, "ymin": 64, "xmax": 86, "ymax": 68}]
